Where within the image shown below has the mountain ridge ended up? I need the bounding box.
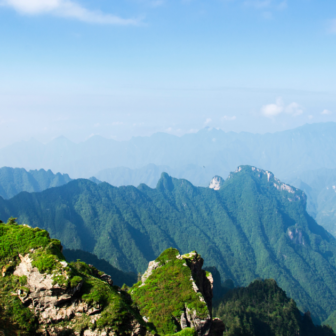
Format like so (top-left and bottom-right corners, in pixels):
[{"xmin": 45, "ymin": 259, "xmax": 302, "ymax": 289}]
[
  {"xmin": 0, "ymin": 165, "xmax": 336, "ymax": 323},
  {"xmin": 0, "ymin": 167, "xmax": 72, "ymax": 199},
  {"xmin": 1, "ymin": 122, "xmax": 336, "ymax": 180}
]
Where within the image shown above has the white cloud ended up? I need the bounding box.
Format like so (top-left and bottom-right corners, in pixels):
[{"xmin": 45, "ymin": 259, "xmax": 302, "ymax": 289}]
[
  {"xmin": 261, "ymin": 97, "xmax": 303, "ymax": 118},
  {"xmin": 222, "ymin": 115, "xmax": 236, "ymax": 121},
  {"xmin": 308, "ymin": 115, "xmax": 313, "ymax": 120},
  {"xmin": 285, "ymin": 102, "xmax": 303, "ymax": 116},
  {"xmin": 1, "ymin": 0, "xmax": 139, "ymax": 25},
  {"xmin": 111, "ymin": 121, "xmax": 124, "ymax": 125},
  {"xmin": 321, "ymin": 109, "xmax": 332, "ymax": 115},
  {"xmin": 261, "ymin": 97, "xmax": 284, "ymax": 117},
  {"xmin": 204, "ymin": 118, "xmax": 212, "ymax": 125}
]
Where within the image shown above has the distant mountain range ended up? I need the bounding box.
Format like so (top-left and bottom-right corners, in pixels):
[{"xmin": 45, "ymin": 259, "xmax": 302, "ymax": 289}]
[
  {"xmin": 1, "ymin": 166, "xmax": 336, "ymax": 324},
  {"xmin": 0, "ymin": 167, "xmax": 71, "ymax": 199},
  {"xmin": 1, "ymin": 122, "xmax": 336, "ymax": 185},
  {"xmin": 95, "ymin": 163, "xmax": 217, "ymax": 188}
]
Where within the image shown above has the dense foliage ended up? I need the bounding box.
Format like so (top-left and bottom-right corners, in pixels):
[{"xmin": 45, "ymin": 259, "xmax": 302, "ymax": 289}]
[
  {"xmin": 63, "ymin": 249, "xmax": 137, "ymax": 287},
  {"xmin": 0, "ymin": 218, "xmax": 335, "ymax": 335},
  {"xmin": 0, "ymin": 166, "xmax": 71, "ymax": 200},
  {"xmin": 130, "ymin": 248, "xmax": 209, "ymax": 335},
  {"xmin": 324, "ymin": 311, "xmax": 336, "ymax": 332},
  {"xmin": 289, "ymin": 167, "xmax": 336, "ymax": 237},
  {"xmin": 1, "ymin": 166, "xmax": 336, "ymax": 323},
  {"xmin": 213, "ymin": 279, "xmax": 335, "ymax": 336}
]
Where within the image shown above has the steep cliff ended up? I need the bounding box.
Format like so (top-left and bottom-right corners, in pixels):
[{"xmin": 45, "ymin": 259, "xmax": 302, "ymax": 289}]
[
  {"xmin": 208, "ymin": 176, "xmax": 224, "ymax": 191},
  {"xmin": 130, "ymin": 248, "xmax": 213, "ymax": 336},
  {"xmin": 0, "ymin": 220, "xmax": 151, "ymax": 336}
]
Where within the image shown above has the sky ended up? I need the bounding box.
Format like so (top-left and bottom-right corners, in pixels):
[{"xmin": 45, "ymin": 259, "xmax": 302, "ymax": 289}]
[{"xmin": 0, "ymin": 0, "xmax": 336, "ymax": 147}]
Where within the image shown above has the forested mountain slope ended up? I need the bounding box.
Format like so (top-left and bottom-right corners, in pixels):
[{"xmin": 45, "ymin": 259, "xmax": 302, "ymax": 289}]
[
  {"xmin": 2, "ymin": 220, "xmax": 329, "ymax": 336},
  {"xmin": 213, "ymin": 279, "xmax": 334, "ymax": 336},
  {"xmin": 1, "ymin": 166, "xmax": 336, "ymax": 323},
  {"xmin": 0, "ymin": 167, "xmax": 71, "ymax": 199},
  {"xmin": 289, "ymin": 168, "xmax": 336, "ymax": 237}
]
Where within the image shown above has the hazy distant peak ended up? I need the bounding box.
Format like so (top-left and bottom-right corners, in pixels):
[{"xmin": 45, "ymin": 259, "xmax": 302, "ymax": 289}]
[
  {"xmin": 85, "ymin": 135, "xmax": 114, "ymax": 145},
  {"xmin": 49, "ymin": 135, "xmax": 74, "ymax": 146},
  {"xmin": 209, "ymin": 176, "xmax": 224, "ymax": 190}
]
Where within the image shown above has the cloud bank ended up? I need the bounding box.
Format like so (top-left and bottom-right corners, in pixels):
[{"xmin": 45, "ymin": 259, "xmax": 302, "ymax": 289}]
[
  {"xmin": 261, "ymin": 97, "xmax": 303, "ymax": 118},
  {"xmin": 1, "ymin": 0, "xmax": 139, "ymax": 25}
]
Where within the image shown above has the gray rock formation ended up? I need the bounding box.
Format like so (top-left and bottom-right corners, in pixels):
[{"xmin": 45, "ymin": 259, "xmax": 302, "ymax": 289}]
[
  {"xmin": 208, "ymin": 176, "xmax": 224, "ymax": 191},
  {"xmin": 12, "ymin": 253, "xmax": 147, "ymax": 336},
  {"xmin": 179, "ymin": 252, "xmax": 213, "ymax": 336}
]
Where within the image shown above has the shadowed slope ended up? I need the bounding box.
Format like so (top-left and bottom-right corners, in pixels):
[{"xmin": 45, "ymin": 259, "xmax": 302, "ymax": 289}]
[{"xmin": 1, "ymin": 166, "xmax": 336, "ymax": 322}]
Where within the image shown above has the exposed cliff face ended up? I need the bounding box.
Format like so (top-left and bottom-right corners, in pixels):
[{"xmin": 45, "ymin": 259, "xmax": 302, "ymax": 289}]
[
  {"xmin": 208, "ymin": 176, "xmax": 224, "ymax": 191},
  {"xmin": 131, "ymin": 248, "xmax": 213, "ymax": 336},
  {"xmin": 0, "ymin": 222, "xmax": 151, "ymax": 336},
  {"xmin": 12, "ymin": 253, "xmax": 149, "ymax": 336}
]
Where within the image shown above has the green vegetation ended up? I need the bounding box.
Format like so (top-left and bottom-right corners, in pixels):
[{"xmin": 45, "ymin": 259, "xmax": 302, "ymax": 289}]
[
  {"xmin": 288, "ymin": 167, "xmax": 336, "ymax": 237},
  {"xmin": 0, "ymin": 166, "xmax": 71, "ymax": 200},
  {"xmin": 324, "ymin": 311, "xmax": 336, "ymax": 333},
  {"xmin": 75, "ymin": 269, "xmax": 146, "ymax": 333},
  {"xmin": 0, "ymin": 219, "xmax": 68, "ymax": 333},
  {"xmin": 166, "ymin": 328, "xmax": 197, "ymax": 336},
  {"xmin": 213, "ymin": 279, "xmax": 335, "ymax": 336},
  {"xmin": 63, "ymin": 249, "xmax": 137, "ymax": 287},
  {"xmin": 0, "ymin": 218, "xmax": 334, "ymax": 335},
  {"xmin": 2, "ymin": 166, "xmax": 336, "ymax": 323},
  {"xmin": 0, "ymin": 220, "xmax": 150, "ymax": 335},
  {"xmin": 131, "ymin": 248, "xmax": 209, "ymax": 335}
]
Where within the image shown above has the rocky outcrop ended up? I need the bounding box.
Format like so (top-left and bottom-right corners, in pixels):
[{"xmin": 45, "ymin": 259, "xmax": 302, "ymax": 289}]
[
  {"xmin": 287, "ymin": 227, "xmax": 305, "ymax": 246},
  {"xmin": 13, "ymin": 254, "xmax": 85, "ymax": 325},
  {"xmin": 179, "ymin": 251, "xmax": 213, "ymax": 313},
  {"xmin": 12, "ymin": 253, "xmax": 147, "ymax": 336},
  {"xmin": 141, "ymin": 260, "xmax": 160, "ymax": 283},
  {"xmin": 136, "ymin": 249, "xmax": 213, "ymax": 336},
  {"xmin": 179, "ymin": 252, "xmax": 213, "ymax": 336},
  {"xmin": 208, "ymin": 176, "xmax": 224, "ymax": 191}
]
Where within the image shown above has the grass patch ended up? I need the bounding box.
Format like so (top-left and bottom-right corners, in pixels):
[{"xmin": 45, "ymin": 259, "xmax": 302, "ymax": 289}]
[
  {"xmin": 166, "ymin": 328, "xmax": 197, "ymax": 336},
  {"xmin": 131, "ymin": 248, "xmax": 209, "ymax": 335}
]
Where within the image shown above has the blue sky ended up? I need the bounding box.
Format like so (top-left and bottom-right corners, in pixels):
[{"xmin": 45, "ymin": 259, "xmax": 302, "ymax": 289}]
[{"xmin": 0, "ymin": 0, "xmax": 336, "ymax": 146}]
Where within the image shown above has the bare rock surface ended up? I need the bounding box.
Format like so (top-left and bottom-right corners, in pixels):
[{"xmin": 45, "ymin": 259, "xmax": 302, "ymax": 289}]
[
  {"xmin": 12, "ymin": 253, "xmax": 148, "ymax": 336},
  {"xmin": 208, "ymin": 176, "xmax": 224, "ymax": 191}
]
